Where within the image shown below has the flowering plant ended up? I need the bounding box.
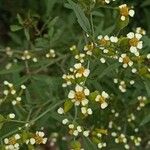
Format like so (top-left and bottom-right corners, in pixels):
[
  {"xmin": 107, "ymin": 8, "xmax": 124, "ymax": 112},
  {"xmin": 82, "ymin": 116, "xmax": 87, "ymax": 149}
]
[{"xmin": 0, "ymin": 0, "xmax": 150, "ymax": 150}]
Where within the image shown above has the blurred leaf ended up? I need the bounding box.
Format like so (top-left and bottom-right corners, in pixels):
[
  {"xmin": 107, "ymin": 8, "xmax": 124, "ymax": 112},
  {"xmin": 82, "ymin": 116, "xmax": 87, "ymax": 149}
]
[
  {"xmin": 140, "ymin": 113, "xmax": 150, "ymax": 126},
  {"xmin": 0, "ymin": 65, "xmax": 24, "ymax": 75},
  {"xmin": 10, "ymin": 25, "xmax": 23, "ymax": 32},
  {"xmin": 67, "ymin": 0, "xmax": 91, "ymax": 33},
  {"xmin": 82, "ymin": 137, "xmax": 98, "ymax": 150},
  {"xmin": 0, "ymin": 115, "xmax": 5, "ymax": 129},
  {"xmin": 64, "ymin": 99, "xmax": 73, "ymax": 113}
]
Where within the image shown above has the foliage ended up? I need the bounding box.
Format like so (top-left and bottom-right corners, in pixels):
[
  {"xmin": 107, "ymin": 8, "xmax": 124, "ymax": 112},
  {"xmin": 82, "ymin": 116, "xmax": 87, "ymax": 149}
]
[{"xmin": 0, "ymin": 0, "xmax": 150, "ymax": 150}]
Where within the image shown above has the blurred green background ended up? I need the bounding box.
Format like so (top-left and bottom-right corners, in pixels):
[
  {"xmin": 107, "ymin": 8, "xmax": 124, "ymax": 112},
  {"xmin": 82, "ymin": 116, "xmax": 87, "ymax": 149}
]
[{"xmin": 0, "ymin": 0, "xmax": 150, "ymax": 46}]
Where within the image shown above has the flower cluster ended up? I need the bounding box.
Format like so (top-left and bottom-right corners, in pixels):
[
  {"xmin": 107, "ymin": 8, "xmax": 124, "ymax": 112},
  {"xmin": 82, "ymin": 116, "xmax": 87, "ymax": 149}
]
[
  {"xmin": 1, "ymin": 81, "xmax": 26, "ymax": 105},
  {"xmin": 119, "ymin": 4, "xmax": 135, "ymax": 21}
]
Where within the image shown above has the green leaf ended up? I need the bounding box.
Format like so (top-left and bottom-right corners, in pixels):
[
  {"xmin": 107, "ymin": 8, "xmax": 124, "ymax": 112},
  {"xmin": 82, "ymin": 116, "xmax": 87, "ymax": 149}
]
[
  {"xmin": 24, "ymin": 28, "xmax": 30, "ymax": 41},
  {"xmin": 67, "ymin": 0, "xmax": 91, "ymax": 33},
  {"xmin": 140, "ymin": 113, "xmax": 150, "ymax": 126},
  {"xmin": 17, "ymin": 14, "xmax": 24, "ymax": 25},
  {"xmin": 82, "ymin": 137, "xmax": 98, "ymax": 150},
  {"xmin": 10, "ymin": 25, "xmax": 23, "ymax": 32},
  {"xmin": 88, "ymin": 91, "xmax": 99, "ymax": 101},
  {"xmin": 70, "ymin": 140, "xmax": 81, "ymax": 149},
  {"xmin": 98, "ymin": 63, "xmax": 120, "ymax": 79},
  {"xmin": 0, "ymin": 65, "xmax": 24, "ymax": 75},
  {"xmin": 0, "ymin": 115, "xmax": 5, "ymax": 129},
  {"xmin": 64, "ymin": 99, "xmax": 73, "ymax": 112},
  {"xmin": 143, "ymin": 78, "xmax": 150, "ymax": 97}
]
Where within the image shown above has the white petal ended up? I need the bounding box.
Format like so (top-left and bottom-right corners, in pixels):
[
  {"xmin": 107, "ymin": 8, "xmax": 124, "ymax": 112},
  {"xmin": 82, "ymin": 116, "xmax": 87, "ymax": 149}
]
[
  {"xmin": 137, "ymin": 42, "xmax": 143, "ymax": 49},
  {"xmin": 68, "ymin": 90, "xmax": 75, "ymax": 99},
  {"xmin": 123, "ymin": 64, "xmax": 128, "ymax": 68},
  {"xmin": 121, "ymin": 16, "xmax": 126, "ymax": 21},
  {"xmin": 101, "ymin": 102, "xmax": 108, "ymax": 109},
  {"xmin": 130, "ymin": 46, "xmax": 137, "ymax": 53},
  {"xmin": 127, "ymin": 32, "xmax": 134, "ymax": 39},
  {"xmin": 135, "ymin": 33, "xmax": 142, "ymax": 40},
  {"xmin": 129, "ymin": 10, "xmax": 135, "ymax": 17},
  {"xmin": 75, "ymin": 101, "xmax": 80, "ymax": 106},
  {"xmin": 102, "ymin": 91, "xmax": 109, "ymax": 98},
  {"xmin": 119, "ymin": 57, "xmax": 123, "ymax": 62},
  {"xmin": 98, "ymin": 35, "xmax": 102, "ymax": 40},
  {"xmin": 81, "ymin": 99, "xmax": 89, "ymax": 106},
  {"xmin": 83, "ymin": 69, "xmax": 90, "ymax": 77},
  {"xmin": 75, "ymin": 85, "xmax": 83, "ymax": 92},
  {"xmin": 84, "ymin": 88, "xmax": 90, "ymax": 96},
  {"xmin": 74, "ymin": 63, "xmax": 81, "ymax": 69}
]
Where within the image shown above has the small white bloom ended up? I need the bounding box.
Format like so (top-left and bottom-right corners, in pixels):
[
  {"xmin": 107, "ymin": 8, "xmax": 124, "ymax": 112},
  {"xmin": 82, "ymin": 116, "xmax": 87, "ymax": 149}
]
[{"xmin": 57, "ymin": 107, "xmax": 64, "ymax": 114}]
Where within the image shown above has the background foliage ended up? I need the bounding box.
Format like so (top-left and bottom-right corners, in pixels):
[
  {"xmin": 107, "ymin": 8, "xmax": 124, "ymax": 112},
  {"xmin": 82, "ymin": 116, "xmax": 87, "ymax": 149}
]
[{"xmin": 0, "ymin": 0, "xmax": 150, "ymax": 150}]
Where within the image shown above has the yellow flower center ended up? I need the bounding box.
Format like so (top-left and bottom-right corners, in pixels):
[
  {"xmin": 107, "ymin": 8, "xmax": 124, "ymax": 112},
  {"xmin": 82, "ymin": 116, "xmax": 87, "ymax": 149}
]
[
  {"xmin": 98, "ymin": 96, "xmax": 105, "ymax": 104},
  {"xmin": 129, "ymin": 37, "xmax": 139, "ymax": 47},
  {"xmin": 76, "ymin": 67, "xmax": 85, "ymax": 75},
  {"xmin": 35, "ymin": 135, "xmax": 44, "ymax": 144},
  {"xmin": 118, "ymin": 136, "xmax": 124, "ymax": 143},
  {"xmin": 123, "ymin": 56, "xmax": 130, "ymax": 64},
  {"xmin": 8, "ymin": 137, "xmax": 16, "ymax": 145},
  {"xmin": 75, "ymin": 91, "xmax": 85, "ymax": 101},
  {"xmin": 86, "ymin": 43, "xmax": 94, "ymax": 51},
  {"xmin": 120, "ymin": 6, "xmax": 129, "ymax": 17},
  {"xmin": 99, "ymin": 38, "xmax": 110, "ymax": 47}
]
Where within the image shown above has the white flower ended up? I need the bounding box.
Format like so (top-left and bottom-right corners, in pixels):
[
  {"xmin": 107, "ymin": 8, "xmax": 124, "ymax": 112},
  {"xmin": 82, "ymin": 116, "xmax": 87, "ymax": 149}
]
[
  {"xmin": 132, "ymin": 68, "xmax": 137, "ymax": 73},
  {"xmin": 9, "ymin": 113, "xmax": 15, "ymax": 119},
  {"xmin": 77, "ymin": 126, "xmax": 82, "ymax": 132},
  {"xmin": 75, "ymin": 53, "xmax": 85, "ymax": 63},
  {"xmin": 127, "ymin": 32, "xmax": 143, "ymax": 55},
  {"xmin": 136, "ymin": 27, "xmax": 146, "ymax": 35},
  {"xmin": 119, "ymin": 54, "xmax": 133, "ymax": 68},
  {"xmin": 21, "ymin": 85, "xmax": 26, "ymax": 89},
  {"xmin": 81, "ymin": 107, "xmax": 92, "ymax": 115},
  {"xmin": 62, "ymin": 118, "xmax": 69, "ymax": 125},
  {"xmin": 100, "ymin": 58, "xmax": 106, "ymax": 63},
  {"xmin": 95, "ymin": 91, "xmax": 109, "ymax": 109},
  {"xmin": 119, "ymin": 4, "xmax": 135, "ymax": 21},
  {"xmin": 68, "ymin": 85, "xmax": 90, "ymax": 106},
  {"xmin": 3, "ymin": 90, "xmax": 9, "ymax": 95},
  {"xmin": 14, "ymin": 134, "xmax": 20, "ymax": 140},
  {"xmin": 30, "ymin": 138, "xmax": 36, "ymax": 145},
  {"xmin": 68, "ymin": 124, "xmax": 74, "ymax": 129},
  {"xmin": 57, "ymin": 107, "xmax": 64, "ymax": 114},
  {"xmin": 73, "ymin": 130, "xmax": 78, "ymax": 136},
  {"xmin": 110, "ymin": 36, "xmax": 118, "ymax": 43},
  {"xmin": 84, "ymin": 43, "xmax": 94, "ymax": 55},
  {"xmin": 147, "ymin": 53, "xmax": 150, "ymax": 59},
  {"xmin": 46, "ymin": 49, "xmax": 56, "ymax": 58},
  {"xmin": 83, "ymin": 130, "xmax": 90, "ymax": 137}
]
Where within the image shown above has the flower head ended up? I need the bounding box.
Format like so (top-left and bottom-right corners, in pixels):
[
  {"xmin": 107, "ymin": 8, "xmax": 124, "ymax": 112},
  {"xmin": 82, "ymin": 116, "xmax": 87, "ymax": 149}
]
[
  {"xmin": 127, "ymin": 32, "xmax": 143, "ymax": 56},
  {"xmin": 119, "ymin": 4, "xmax": 135, "ymax": 21},
  {"xmin": 68, "ymin": 85, "xmax": 90, "ymax": 106},
  {"xmin": 119, "ymin": 54, "xmax": 133, "ymax": 68}
]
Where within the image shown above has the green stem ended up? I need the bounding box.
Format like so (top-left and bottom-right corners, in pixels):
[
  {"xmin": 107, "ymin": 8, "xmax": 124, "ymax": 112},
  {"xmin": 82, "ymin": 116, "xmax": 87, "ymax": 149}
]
[{"xmin": 30, "ymin": 100, "xmax": 64, "ymax": 123}]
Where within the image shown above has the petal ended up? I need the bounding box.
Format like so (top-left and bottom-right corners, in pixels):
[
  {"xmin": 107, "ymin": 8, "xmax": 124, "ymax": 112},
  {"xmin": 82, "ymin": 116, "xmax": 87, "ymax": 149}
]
[
  {"xmin": 121, "ymin": 16, "xmax": 126, "ymax": 21},
  {"xmin": 137, "ymin": 42, "xmax": 143, "ymax": 49},
  {"xmin": 102, "ymin": 91, "xmax": 109, "ymax": 99},
  {"xmin": 135, "ymin": 33, "xmax": 142, "ymax": 40},
  {"xmin": 127, "ymin": 32, "xmax": 134, "ymax": 39},
  {"xmin": 101, "ymin": 102, "xmax": 108, "ymax": 109},
  {"xmin": 129, "ymin": 10, "xmax": 135, "ymax": 17},
  {"xmin": 74, "ymin": 63, "xmax": 81, "ymax": 69},
  {"xmin": 68, "ymin": 90, "xmax": 75, "ymax": 99},
  {"xmin": 83, "ymin": 69, "xmax": 90, "ymax": 77},
  {"xmin": 75, "ymin": 85, "xmax": 83, "ymax": 92},
  {"xmin": 81, "ymin": 99, "xmax": 89, "ymax": 106},
  {"xmin": 130, "ymin": 46, "xmax": 137, "ymax": 53},
  {"xmin": 84, "ymin": 88, "xmax": 90, "ymax": 96}
]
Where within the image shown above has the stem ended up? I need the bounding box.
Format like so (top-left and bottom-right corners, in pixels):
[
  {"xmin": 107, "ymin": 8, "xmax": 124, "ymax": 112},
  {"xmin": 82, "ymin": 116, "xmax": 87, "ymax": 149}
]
[{"xmin": 30, "ymin": 100, "xmax": 64, "ymax": 123}]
